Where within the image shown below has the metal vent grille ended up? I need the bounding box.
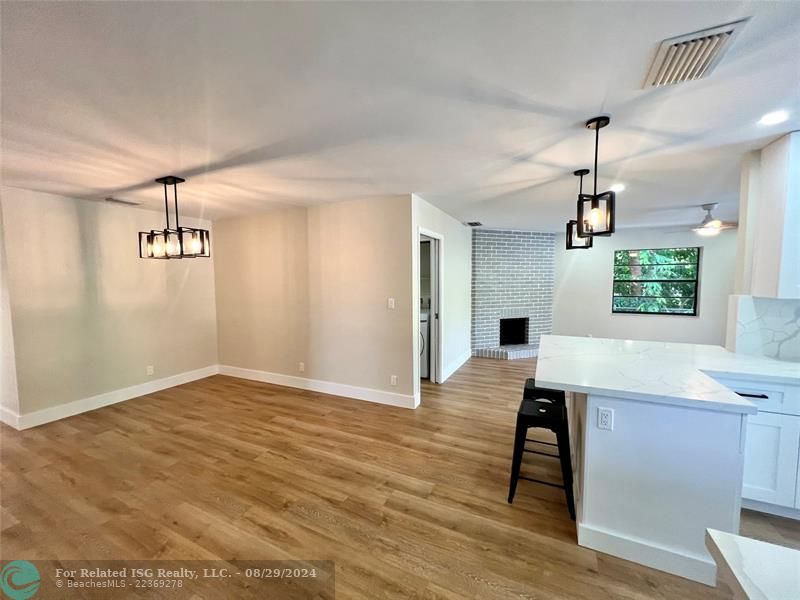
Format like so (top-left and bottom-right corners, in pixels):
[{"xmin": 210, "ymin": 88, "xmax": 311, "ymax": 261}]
[
  {"xmin": 643, "ymin": 19, "xmax": 748, "ymax": 88},
  {"xmin": 464, "ymin": 221, "xmax": 483, "ymax": 227}
]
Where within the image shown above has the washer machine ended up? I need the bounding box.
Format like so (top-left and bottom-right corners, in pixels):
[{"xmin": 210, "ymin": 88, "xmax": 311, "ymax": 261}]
[{"xmin": 420, "ymin": 311, "xmax": 430, "ymax": 379}]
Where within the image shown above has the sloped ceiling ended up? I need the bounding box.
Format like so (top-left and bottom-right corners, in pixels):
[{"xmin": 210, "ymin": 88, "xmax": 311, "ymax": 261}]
[{"xmin": 1, "ymin": 1, "xmax": 798, "ymax": 230}]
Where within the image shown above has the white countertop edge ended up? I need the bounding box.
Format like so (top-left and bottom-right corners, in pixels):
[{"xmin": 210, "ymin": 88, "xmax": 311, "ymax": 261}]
[
  {"xmin": 536, "ymin": 378, "xmax": 757, "ymax": 415},
  {"xmin": 701, "ymin": 369, "xmax": 800, "ymax": 387},
  {"xmin": 533, "ymin": 335, "xmax": 800, "ymax": 414},
  {"xmin": 705, "ymin": 528, "xmax": 800, "ymax": 600}
]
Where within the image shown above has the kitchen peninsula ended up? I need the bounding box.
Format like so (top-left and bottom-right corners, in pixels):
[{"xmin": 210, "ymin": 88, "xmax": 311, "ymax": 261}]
[{"xmin": 535, "ymin": 334, "xmax": 800, "ymax": 586}]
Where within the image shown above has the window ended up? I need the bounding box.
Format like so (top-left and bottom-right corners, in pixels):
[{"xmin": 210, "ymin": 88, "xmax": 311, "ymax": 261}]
[{"xmin": 612, "ymin": 247, "xmax": 700, "ymax": 315}]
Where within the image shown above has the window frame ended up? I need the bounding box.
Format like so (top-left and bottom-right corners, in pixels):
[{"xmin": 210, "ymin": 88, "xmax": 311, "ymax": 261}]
[{"xmin": 611, "ymin": 246, "xmax": 701, "ymax": 317}]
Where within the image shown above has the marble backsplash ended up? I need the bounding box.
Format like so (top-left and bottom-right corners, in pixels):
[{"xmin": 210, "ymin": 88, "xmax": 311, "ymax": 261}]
[{"xmin": 728, "ymin": 295, "xmax": 800, "ymax": 362}]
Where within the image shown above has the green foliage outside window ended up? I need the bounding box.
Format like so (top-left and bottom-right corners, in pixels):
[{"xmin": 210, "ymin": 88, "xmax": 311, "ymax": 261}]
[{"xmin": 612, "ymin": 247, "xmax": 700, "ymax": 315}]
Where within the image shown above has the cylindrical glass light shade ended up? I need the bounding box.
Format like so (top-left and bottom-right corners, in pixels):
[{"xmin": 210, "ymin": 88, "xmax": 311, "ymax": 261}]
[
  {"xmin": 152, "ymin": 232, "xmax": 167, "ymax": 258},
  {"xmin": 178, "ymin": 227, "xmax": 211, "ymax": 257},
  {"xmin": 139, "ymin": 232, "xmax": 152, "ymax": 258},
  {"xmin": 185, "ymin": 230, "xmax": 202, "ymax": 255},
  {"xmin": 165, "ymin": 231, "xmax": 182, "ymax": 257}
]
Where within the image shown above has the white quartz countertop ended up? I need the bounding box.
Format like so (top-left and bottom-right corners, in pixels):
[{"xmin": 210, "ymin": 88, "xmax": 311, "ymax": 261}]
[
  {"xmin": 536, "ymin": 335, "xmax": 800, "ymax": 413},
  {"xmin": 706, "ymin": 529, "xmax": 800, "ymax": 600}
]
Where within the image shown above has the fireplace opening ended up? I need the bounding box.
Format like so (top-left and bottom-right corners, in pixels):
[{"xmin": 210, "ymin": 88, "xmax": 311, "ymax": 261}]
[{"xmin": 499, "ymin": 318, "xmax": 528, "ymax": 346}]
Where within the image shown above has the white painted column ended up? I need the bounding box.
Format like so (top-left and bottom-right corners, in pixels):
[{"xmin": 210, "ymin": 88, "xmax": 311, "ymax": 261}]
[{"xmin": 748, "ymin": 132, "xmax": 800, "ymax": 299}]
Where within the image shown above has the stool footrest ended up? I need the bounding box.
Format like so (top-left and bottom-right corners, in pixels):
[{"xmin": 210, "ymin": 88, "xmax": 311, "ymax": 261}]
[
  {"xmin": 523, "ymin": 449, "xmax": 559, "ymax": 458},
  {"xmin": 518, "ymin": 476, "xmax": 564, "ymax": 489},
  {"xmin": 525, "ymin": 438, "xmax": 557, "ymax": 446}
]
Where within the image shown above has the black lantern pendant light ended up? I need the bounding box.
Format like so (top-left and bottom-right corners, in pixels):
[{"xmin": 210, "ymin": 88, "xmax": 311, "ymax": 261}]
[
  {"xmin": 566, "ymin": 169, "xmax": 593, "ymax": 250},
  {"xmin": 577, "ymin": 116, "xmax": 615, "ymax": 237},
  {"xmin": 138, "ymin": 176, "xmax": 210, "ymax": 259}
]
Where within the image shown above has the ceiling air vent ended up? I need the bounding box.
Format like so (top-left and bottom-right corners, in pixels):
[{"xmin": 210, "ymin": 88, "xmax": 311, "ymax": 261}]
[
  {"xmin": 643, "ymin": 19, "xmax": 748, "ymax": 88},
  {"xmin": 464, "ymin": 221, "xmax": 483, "ymax": 227}
]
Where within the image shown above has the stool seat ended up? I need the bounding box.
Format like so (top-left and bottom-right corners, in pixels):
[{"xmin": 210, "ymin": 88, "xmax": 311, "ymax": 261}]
[
  {"xmin": 519, "ymin": 398, "xmax": 565, "ymax": 428},
  {"xmin": 508, "ymin": 383, "xmax": 575, "ymax": 520},
  {"xmin": 523, "ymin": 378, "xmax": 565, "ymax": 404}
]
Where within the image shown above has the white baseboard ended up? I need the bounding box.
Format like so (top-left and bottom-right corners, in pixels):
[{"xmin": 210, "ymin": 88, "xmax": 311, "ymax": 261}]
[
  {"xmin": 578, "ymin": 523, "xmax": 717, "ymax": 586},
  {"xmin": 219, "ymin": 365, "xmax": 417, "ymax": 409},
  {"xmin": 0, "ymin": 363, "xmax": 418, "ymax": 431},
  {"xmin": 441, "ymin": 349, "xmax": 471, "ymax": 382},
  {"xmin": 0, "ymin": 405, "xmax": 19, "ymax": 429},
  {"xmin": 2, "ymin": 365, "xmax": 220, "ymax": 430},
  {"xmin": 742, "ymin": 498, "xmax": 800, "ymax": 520}
]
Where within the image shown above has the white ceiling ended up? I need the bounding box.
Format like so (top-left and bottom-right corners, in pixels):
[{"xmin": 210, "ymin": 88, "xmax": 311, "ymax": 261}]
[{"xmin": 2, "ymin": 1, "xmax": 799, "ymax": 231}]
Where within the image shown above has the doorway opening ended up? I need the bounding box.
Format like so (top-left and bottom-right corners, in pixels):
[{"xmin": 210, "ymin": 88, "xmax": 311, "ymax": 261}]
[{"xmin": 420, "ymin": 233, "xmax": 441, "ymax": 384}]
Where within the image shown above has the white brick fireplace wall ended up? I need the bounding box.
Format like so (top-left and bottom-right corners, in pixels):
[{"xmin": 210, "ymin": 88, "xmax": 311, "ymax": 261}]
[{"xmin": 471, "ymin": 229, "xmax": 555, "ymax": 359}]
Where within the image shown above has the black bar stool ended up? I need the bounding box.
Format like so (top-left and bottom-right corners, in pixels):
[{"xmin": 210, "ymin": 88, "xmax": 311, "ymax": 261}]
[{"xmin": 508, "ymin": 383, "xmax": 575, "ymax": 520}]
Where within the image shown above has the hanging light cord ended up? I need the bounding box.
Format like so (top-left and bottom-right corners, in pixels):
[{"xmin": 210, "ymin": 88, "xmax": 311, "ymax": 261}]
[{"xmin": 593, "ymin": 125, "xmax": 599, "ymax": 196}]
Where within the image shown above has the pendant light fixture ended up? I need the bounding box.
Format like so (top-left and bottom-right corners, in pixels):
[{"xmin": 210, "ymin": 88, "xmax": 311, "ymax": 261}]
[
  {"xmin": 566, "ymin": 169, "xmax": 592, "ymax": 250},
  {"xmin": 138, "ymin": 176, "xmax": 210, "ymax": 259},
  {"xmin": 577, "ymin": 116, "xmax": 615, "ymax": 237}
]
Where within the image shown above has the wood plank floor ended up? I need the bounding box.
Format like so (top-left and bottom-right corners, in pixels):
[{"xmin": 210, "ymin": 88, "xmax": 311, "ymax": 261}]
[{"xmin": 2, "ymin": 357, "xmax": 799, "ymax": 598}]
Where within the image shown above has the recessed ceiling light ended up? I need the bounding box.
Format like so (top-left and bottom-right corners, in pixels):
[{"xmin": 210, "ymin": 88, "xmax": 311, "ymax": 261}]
[
  {"xmin": 758, "ymin": 110, "xmax": 789, "ymax": 126},
  {"xmin": 610, "ymin": 183, "xmax": 625, "ymax": 193}
]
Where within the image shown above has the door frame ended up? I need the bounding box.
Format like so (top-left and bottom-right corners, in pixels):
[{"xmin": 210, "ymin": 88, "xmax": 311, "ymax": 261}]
[{"xmin": 419, "ymin": 228, "xmax": 443, "ymax": 385}]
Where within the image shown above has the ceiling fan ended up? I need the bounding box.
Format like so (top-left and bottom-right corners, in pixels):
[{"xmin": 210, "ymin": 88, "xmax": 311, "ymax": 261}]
[{"xmin": 690, "ymin": 203, "xmax": 737, "ymax": 236}]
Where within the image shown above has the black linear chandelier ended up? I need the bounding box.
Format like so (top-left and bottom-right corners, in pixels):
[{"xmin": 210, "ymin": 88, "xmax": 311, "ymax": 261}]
[
  {"xmin": 139, "ymin": 176, "xmax": 210, "ymax": 260},
  {"xmin": 566, "ymin": 169, "xmax": 592, "ymax": 250},
  {"xmin": 576, "ymin": 116, "xmax": 615, "ymax": 238}
]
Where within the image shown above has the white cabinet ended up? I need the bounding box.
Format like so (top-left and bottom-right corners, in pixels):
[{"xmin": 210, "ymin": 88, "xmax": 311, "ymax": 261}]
[
  {"xmin": 797, "ymin": 450, "xmax": 800, "ymax": 510},
  {"xmin": 712, "ymin": 375, "xmax": 800, "ymax": 516},
  {"xmin": 742, "ymin": 411, "xmax": 800, "ymax": 507}
]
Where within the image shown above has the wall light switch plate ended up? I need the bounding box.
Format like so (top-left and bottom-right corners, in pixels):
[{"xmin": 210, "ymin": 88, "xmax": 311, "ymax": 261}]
[
  {"xmin": 390, "ymin": 375, "xmax": 398, "ymax": 386},
  {"xmin": 146, "ymin": 365, "xmax": 154, "ymax": 376},
  {"xmin": 598, "ymin": 407, "xmax": 614, "ymax": 431},
  {"xmin": 299, "ymin": 362, "xmax": 305, "ymax": 373},
  {"xmin": 387, "ymin": 297, "xmax": 396, "ymax": 310}
]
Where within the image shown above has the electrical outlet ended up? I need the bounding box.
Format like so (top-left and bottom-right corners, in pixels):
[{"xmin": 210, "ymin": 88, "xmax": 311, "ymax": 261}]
[
  {"xmin": 390, "ymin": 375, "xmax": 398, "ymax": 386},
  {"xmin": 597, "ymin": 407, "xmax": 614, "ymax": 431},
  {"xmin": 387, "ymin": 297, "xmax": 396, "ymax": 310},
  {"xmin": 146, "ymin": 365, "xmax": 154, "ymax": 376},
  {"xmin": 298, "ymin": 362, "xmax": 305, "ymax": 373}
]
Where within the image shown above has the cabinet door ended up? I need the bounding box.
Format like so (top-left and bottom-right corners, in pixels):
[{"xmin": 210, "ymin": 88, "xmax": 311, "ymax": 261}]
[{"xmin": 743, "ymin": 412, "xmax": 800, "ymax": 507}]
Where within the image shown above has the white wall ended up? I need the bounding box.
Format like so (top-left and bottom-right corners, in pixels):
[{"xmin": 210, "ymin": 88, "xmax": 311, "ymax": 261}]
[
  {"xmin": 553, "ymin": 227, "xmax": 737, "ymax": 345},
  {"xmin": 214, "ymin": 207, "xmax": 309, "ymax": 378},
  {"xmin": 412, "ymin": 194, "xmax": 472, "ymax": 394},
  {"xmin": 0, "ymin": 203, "xmax": 20, "ymax": 418},
  {"xmin": 0, "ymin": 187, "xmax": 219, "ymax": 417},
  {"xmin": 214, "ymin": 195, "xmax": 416, "ymax": 402},
  {"xmin": 307, "ymin": 196, "xmax": 414, "ymax": 395}
]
